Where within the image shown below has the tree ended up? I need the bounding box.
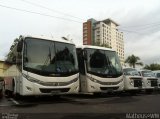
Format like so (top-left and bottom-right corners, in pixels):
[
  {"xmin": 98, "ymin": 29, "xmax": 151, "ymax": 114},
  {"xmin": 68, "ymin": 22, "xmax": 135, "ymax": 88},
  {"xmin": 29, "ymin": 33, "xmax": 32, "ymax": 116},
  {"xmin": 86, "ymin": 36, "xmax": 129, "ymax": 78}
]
[
  {"xmin": 125, "ymin": 54, "xmax": 143, "ymax": 68},
  {"xmin": 6, "ymin": 35, "xmax": 23, "ymax": 62},
  {"xmin": 144, "ymin": 63, "xmax": 160, "ymax": 70},
  {"xmin": 10, "ymin": 38, "xmax": 19, "ymax": 51}
]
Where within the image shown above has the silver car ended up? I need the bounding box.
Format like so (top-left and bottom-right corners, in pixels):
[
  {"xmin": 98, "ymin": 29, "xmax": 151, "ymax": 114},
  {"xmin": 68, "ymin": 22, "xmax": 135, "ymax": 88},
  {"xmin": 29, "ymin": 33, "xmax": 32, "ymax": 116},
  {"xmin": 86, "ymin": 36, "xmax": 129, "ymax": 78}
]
[
  {"xmin": 123, "ymin": 68, "xmax": 143, "ymax": 94},
  {"xmin": 138, "ymin": 70, "xmax": 158, "ymax": 93}
]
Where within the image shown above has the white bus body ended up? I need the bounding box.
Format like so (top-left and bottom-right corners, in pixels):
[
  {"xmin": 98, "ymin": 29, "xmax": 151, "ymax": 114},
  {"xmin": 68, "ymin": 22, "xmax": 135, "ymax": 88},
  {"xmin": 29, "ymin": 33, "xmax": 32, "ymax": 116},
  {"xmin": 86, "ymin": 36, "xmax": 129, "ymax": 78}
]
[
  {"xmin": 123, "ymin": 68, "xmax": 142, "ymax": 92},
  {"xmin": 153, "ymin": 70, "xmax": 160, "ymax": 89},
  {"xmin": 138, "ymin": 70, "xmax": 158, "ymax": 92},
  {"xmin": 4, "ymin": 36, "xmax": 79, "ymax": 96},
  {"xmin": 76, "ymin": 45, "xmax": 124, "ymax": 94}
]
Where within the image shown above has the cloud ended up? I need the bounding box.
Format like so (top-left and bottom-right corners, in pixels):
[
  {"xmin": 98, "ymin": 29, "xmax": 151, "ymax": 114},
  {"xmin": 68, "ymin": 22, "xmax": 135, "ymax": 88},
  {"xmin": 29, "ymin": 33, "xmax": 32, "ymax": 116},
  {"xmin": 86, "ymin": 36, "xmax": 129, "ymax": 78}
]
[{"xmin": 125, "ymin": 31, "xmax": 160, "ymax": 64}]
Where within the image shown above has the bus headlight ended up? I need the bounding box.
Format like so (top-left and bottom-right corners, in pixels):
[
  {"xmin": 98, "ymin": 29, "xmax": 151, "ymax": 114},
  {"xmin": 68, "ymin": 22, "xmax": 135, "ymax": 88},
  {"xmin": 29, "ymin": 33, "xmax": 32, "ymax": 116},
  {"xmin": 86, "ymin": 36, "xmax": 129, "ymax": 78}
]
[
  {"xmin": 23, "ymin": 73, "xmax": 40, "ymax": 83},
  {"xmin": 69, "ymin": 77, "xmax": 79, "ymax": 84},
  {"xmin": 147, "ymin": 80, "xmax": 150, "ymax": 85},
  {"xmin": 89, "ymin": 77, "xmax": 98, "ymax": 83},
  {"xmin": 130, "ymin": 80, "xmax": 134, "ymax": 85}
]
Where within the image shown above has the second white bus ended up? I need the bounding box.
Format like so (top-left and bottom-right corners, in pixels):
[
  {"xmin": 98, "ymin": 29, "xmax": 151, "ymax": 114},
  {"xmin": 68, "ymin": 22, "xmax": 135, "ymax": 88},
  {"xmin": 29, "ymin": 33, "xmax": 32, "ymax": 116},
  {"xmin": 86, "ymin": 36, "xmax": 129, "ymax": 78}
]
[{"xmin": 76, "ymin": 45, "xmax": 124, "ymax": 94}]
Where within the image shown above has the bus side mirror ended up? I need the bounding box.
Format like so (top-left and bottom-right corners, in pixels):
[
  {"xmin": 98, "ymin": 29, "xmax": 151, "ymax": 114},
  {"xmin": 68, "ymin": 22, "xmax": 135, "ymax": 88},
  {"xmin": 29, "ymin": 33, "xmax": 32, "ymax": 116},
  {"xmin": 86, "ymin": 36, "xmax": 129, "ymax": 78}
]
[{"xmin": 17, "ymin": 41, "xmax": 23, "ymax": 52}]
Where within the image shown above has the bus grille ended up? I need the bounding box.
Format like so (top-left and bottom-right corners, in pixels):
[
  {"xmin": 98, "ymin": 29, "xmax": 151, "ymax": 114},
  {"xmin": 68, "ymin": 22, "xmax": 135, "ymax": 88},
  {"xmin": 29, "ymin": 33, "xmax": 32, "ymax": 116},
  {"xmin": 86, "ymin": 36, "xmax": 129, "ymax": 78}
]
[
  {"xmin": 150, "ymin": 80, "xmax": 158, "ymax": 87},
  {"xmin": 134, "ymin": 80, "xmax": 142, "ymax": 87},
  {"xmin": 39, "ymin": 88, "xmax": 70, "ymax": 93},
  {"xmin": 100, "ymin": 87, "xmax": 119, "ymax": 91},
  {"xmin": 147, "ymin": 78, "xmax": 158, "ymax": 87}
]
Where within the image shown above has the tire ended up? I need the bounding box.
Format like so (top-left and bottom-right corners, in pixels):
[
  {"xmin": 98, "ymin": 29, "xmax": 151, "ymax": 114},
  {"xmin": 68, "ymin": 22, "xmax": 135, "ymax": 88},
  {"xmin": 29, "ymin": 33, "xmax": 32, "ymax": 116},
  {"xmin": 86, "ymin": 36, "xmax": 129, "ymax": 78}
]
[
  {"xmin": 13, "ymin": 93, "xmax": 22, "ymax": 100},
  {"xmin": 0, "ymin": 90, "xmax": 3, "ymax": 98},
  {"xmin": 4, "ymin": 90, "xmax": 13, "ymax": 98}
]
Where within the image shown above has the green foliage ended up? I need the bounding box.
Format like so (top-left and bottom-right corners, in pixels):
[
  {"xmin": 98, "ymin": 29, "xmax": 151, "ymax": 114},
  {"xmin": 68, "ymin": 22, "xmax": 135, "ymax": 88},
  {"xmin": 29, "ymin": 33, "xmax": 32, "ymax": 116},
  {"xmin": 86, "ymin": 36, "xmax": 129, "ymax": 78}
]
[
  {"xmin": 10, "ymin": 35, "xmax": 23, "ymax": 51},
  {"xmin": 125, "ymin": 54, "xmax": 143, "ymax": 68},
  {"xmin": 5, "ymin": 35, "xmax": 23, "ymax": 62},
  {"xmin": 144, "ymin": 63, "xmax": 160, "ymax": 70}
]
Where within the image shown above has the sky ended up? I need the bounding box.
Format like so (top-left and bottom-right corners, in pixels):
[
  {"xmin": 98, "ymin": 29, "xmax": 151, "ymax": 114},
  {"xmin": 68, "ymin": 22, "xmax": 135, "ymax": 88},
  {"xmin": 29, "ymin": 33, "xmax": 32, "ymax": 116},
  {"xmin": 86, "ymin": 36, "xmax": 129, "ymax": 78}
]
[{"xmin": 0, "ymin": 0, "xmax": 160, "ymax": 66}]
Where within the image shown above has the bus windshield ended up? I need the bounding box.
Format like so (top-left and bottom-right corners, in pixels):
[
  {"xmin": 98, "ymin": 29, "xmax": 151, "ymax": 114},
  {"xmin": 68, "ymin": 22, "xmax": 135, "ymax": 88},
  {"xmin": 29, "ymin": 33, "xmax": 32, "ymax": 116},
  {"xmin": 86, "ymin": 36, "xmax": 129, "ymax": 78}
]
[
  {"xmin": 23, "ymin": 38, "xmax": 78, "ymax": 76},
  {"xmin": 86, "ymin": 48, "xmax": 122, "ymax": 78}
]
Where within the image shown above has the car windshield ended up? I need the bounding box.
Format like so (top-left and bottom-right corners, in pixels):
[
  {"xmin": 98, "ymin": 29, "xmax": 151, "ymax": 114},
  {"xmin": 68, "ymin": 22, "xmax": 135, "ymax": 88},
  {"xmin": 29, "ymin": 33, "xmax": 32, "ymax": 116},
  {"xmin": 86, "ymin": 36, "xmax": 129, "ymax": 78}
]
[
  {"xmin": 86, "ymin": 48, "xmax": 122, "ymax": 78},
  {"xmin": 123, "ymin": 68, "xmax": 140, "ymax": 76},
  {"xmin": 23, "ymin": 38, "xmax": 78, "ymax": 76},
  {"xmin": 142, "ymin": 71, "xmax": 155, "ymax": 77}
]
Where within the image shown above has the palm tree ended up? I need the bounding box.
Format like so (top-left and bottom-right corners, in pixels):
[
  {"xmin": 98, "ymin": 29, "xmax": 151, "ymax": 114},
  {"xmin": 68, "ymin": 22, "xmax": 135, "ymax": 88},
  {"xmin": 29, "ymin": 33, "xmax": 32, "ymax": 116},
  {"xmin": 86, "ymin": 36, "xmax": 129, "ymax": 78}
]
[{"xmin": 125, "ymin": 54, "xmax": 143, "ymax": 68}]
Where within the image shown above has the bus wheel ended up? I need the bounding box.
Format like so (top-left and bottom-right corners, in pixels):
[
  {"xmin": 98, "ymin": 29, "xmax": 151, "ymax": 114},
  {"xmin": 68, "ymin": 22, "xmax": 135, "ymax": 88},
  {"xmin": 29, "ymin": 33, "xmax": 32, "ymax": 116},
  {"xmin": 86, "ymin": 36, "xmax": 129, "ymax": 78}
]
[
  {"xmin": 0, "ymin": 90, "xmax": 3, "ymax": 98},
  {"xmin": 13, "ymin": 93, "xmax": 21, "ymax": 100},
  {"xmin": 4, "ymin": 90, "xmax": 13, "ymax": 98}
]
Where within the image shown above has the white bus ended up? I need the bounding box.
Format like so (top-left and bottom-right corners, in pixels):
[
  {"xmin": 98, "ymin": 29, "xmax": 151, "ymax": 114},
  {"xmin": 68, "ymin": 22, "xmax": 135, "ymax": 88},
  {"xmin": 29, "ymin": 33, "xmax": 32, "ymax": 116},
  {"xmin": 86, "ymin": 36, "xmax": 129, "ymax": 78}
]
[
  {"xmin": 4, "ymin": 36, "xmax": 79, "ymax": 97},
  {"xmin": 138, "ymin": 69, "xmax": 158, "ymax": 93},
  {"xmin": 123, "ymin": 68, "xmax": 143, "ymax": 94},
  {"xmin": 76, "ymin": 45, "xmax": 124, "ymax": 94}
]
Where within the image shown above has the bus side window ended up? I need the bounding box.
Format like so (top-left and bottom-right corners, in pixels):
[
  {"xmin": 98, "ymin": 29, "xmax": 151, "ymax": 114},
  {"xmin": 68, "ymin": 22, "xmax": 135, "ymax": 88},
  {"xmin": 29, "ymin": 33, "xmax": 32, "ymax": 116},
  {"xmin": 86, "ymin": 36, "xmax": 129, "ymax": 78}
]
[{"xmin": 76, "ymin": 49, "xmax": 85, "ymax": 75}]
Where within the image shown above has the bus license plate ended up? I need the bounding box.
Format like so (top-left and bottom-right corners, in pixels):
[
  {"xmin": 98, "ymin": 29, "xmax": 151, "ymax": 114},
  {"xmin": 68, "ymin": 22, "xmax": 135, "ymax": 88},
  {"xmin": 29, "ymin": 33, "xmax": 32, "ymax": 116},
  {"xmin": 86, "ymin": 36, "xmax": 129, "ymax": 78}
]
[{"xmin": 51, "ymin": 90, "xmax": 60, "ymax": 95}]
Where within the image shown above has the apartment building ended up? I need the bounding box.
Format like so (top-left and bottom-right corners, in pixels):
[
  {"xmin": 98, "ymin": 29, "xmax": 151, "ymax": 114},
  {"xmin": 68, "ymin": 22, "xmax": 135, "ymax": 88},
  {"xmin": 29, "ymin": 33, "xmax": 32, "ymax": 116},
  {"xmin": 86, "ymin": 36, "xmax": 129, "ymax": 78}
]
[{"xmin": 83, "ymin": 18, "xmax": 124, "ymax": 65}]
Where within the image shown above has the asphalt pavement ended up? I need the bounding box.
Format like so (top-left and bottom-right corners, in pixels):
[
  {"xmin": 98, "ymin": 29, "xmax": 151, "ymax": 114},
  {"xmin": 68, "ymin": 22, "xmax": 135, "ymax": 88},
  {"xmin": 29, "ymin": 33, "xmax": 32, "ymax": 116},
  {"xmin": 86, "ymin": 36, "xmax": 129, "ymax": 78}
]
[{"xmin": 0, "ymin": 92, "xmax": 160, "ymax": 119}]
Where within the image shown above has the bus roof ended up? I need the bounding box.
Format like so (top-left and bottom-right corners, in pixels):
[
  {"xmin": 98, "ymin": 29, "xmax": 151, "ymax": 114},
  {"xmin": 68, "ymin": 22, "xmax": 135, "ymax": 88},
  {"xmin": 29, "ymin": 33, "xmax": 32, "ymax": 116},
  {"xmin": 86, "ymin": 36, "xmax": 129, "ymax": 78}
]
[
  {"xmin": 23, "ymin": 35, "xmax": 74, "ymax": 45},
  {"xmin": 76, "ymin": 45, "xmax": 115, "ymax": 52}
]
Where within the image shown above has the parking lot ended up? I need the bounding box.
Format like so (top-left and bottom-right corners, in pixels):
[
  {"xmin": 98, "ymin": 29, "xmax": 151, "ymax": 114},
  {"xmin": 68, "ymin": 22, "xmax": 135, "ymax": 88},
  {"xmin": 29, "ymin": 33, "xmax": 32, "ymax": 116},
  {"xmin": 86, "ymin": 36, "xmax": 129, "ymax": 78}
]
[{"xmin": 0, "ymin": 92, "xmax": 160, "ymax": 119}]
